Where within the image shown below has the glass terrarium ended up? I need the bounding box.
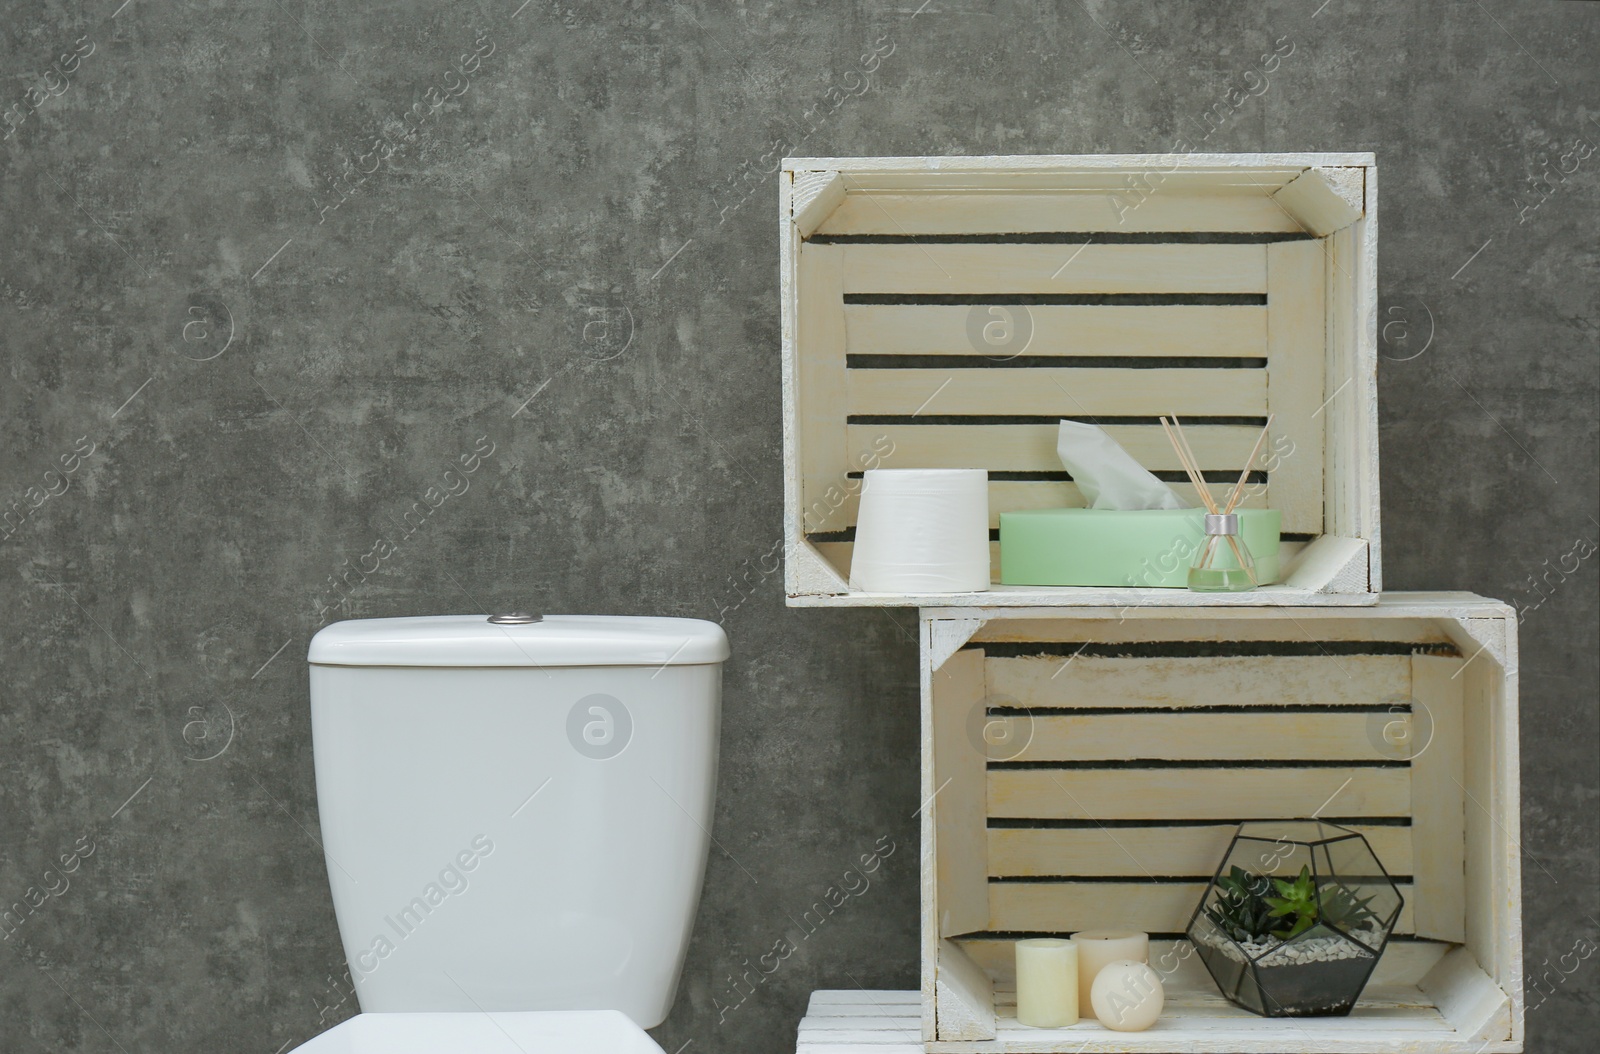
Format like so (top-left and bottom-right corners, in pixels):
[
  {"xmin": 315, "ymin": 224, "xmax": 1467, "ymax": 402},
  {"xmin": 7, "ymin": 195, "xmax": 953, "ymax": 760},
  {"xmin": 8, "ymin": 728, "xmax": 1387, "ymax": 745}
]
[{"xmin": 1186, "ymin": 820, "xmax": 1404, "ymax": 1017}]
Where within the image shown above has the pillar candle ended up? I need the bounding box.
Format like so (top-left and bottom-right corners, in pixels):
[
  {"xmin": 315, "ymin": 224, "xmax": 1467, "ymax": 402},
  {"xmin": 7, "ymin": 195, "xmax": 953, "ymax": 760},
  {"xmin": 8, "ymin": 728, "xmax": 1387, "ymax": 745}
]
[
  {"xmin": 1070, "ymin": 930, "xmax": 1148, "ymax": 1020},
  {"xmin": 1015, "ymin": 938, "xmax": 1078, "ymax": 1028}
]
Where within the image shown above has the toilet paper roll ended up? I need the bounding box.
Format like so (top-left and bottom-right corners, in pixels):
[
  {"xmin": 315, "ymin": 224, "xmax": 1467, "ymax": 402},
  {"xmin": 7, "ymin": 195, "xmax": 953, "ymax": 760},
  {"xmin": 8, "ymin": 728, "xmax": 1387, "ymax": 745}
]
[{"xmin": 849, "ymin": 469, "xmax": 990, "ymax": 593}]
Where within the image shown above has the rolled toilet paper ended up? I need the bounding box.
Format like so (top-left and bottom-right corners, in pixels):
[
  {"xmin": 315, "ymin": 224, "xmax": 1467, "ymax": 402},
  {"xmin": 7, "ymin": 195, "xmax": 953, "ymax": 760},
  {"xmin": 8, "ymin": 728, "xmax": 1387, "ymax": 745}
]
[{"xmin": 849, "ymin": 469, "xmax": 989, "ymax": 593}]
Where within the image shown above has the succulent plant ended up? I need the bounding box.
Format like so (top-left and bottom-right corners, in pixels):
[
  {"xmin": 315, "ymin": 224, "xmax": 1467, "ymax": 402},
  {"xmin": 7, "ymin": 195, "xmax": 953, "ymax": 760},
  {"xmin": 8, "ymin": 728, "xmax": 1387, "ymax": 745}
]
[
  {"xmin": 1203, "ymin": 865, "xmax": 1277, "ymax": 942},
  {"xmin": 1209, "ymin": 864, "xmax": 1381, "ymax": 942}
]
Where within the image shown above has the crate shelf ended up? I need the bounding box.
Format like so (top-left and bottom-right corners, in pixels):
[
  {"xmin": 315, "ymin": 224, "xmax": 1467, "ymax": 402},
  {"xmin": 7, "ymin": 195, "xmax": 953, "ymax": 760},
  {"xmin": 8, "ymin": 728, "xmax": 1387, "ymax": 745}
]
[
  {"xmin": 779, "ymin": 154, "xmax": 1381, "ymax": 607},
  {"xmin": 887, "ymin": 592, "xmax": 1522, "ymax": 1054},
  {"xmin": 795, "ymin": 985, "xmax": 1517, "ymax": 1054}
]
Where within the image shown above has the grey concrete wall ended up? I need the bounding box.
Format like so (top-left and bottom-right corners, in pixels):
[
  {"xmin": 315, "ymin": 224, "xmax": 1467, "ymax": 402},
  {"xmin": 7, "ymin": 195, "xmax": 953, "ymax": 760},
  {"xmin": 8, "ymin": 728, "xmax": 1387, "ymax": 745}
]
[{"xmin": 1, "ymin": 2, "xmax": 1594, "ymax": 1051}]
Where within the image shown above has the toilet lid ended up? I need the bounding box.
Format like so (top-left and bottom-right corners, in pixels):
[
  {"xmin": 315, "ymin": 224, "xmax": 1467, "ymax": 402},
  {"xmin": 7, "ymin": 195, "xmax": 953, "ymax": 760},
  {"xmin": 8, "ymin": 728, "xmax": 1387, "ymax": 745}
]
[{"xmin": 288, "ymin": 1010, "xmax": 665, "ymax": 1053}]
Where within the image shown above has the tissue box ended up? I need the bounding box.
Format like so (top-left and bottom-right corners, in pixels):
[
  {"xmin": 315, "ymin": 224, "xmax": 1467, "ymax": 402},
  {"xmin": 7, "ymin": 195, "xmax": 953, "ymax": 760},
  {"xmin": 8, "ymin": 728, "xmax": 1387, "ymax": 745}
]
[{"xmin": 999, "ymin": 508, "xmax": 1281, "ymax": 588}]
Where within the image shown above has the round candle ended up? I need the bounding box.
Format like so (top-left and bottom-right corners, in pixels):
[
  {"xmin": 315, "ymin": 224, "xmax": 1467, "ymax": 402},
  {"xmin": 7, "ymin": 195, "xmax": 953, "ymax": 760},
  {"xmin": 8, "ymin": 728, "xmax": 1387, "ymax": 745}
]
[
  {"xmin": 1070, "ymin": 930, "xmax": 1149, "ymax": 1020},
  {"xmin": 1090, "ymin": 960, "xmax": 1164, "ymax": 1032},
  {"xmin": 1015, "ymin": 938, "xmax": 1079, "ymax": 1028}
]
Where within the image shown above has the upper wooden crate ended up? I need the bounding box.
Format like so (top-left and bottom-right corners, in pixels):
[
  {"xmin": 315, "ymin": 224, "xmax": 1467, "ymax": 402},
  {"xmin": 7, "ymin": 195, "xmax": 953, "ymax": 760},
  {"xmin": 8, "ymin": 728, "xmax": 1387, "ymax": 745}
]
[
  {"xmin": 917, "ymin": 594, "xmax": 1521, "ymax": 1053},
  {"xmin": 779, "ymin": 154, "xmax": 1381, "ymax": 608}
]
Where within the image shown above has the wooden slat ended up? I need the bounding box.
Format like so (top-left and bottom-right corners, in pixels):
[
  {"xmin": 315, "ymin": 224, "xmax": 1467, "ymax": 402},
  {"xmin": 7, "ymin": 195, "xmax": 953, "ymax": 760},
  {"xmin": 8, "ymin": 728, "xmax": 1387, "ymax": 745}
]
[
  {"xmin": 969, "ymin": 612, "xmax": 1453, "ymax": 646},
  {"xmin": 958, "ymin": 939, "xmax": 1451, "ymax": 992},
  {"xmin": 830, "ymin": 166, "xmax": 1311, "ymax": 193},
  {"xmin": 847, "ymin": 368, "xmax": 1267, "ymax": 418},
  {"xmin": 840, "ymin": 244, "xmax": 1267, "ymax": 295},
  {"xmin": 847, "ymin": 423, "xmax": 1262, "ymax": 473},
  {"xmin": 1003, "ymin": 711, "xmax": 1409, "ymax": 763},
  {"xmin": 936, "ymin": 938, "xmax": 996, "ymax": 1040},
  {"xmin": 1420, "ymin": 946, "xmax": 1513, "ymax": 1043},
  {"xmin": 1409, "ymin": 655, "xmax": 1466, "ymax": 942},
  {"xmin": 797, "ymin": 242, "xmax": 851, "ymax": 533},
  {"xmin": 988, "ymin": 880, "xmax": 1415, "ymax": 936},
  {"xmin": 1272, "ymin": 168, "xmax": 1364, "ymax": 237},
  {"xmin": 934, "ymin": 649, "xmax": 989, "ymax": 938},
  {"xmin": 986, "ymin": 654, "xmax": 1411, "ymax": 710},
  {"xmin": 987, "ymin": 825, "xmax": 1413, "ymax": 879},
  {"xmin": 816, "ymin": 191, "xmax": 1308, "ymax": 235},
  {"xmin": 987, "ymin": 767, "xmax": 1412, "ymax": 821},
  {"xmin": 818, "ymin": 479, "xmax": 1267, "ymax": 534},
  {"xmin": 844, "ymin": 304, "xmax": 1268, "ymax": 358},
  {"xmin": 794, "ymin": 982, "xmax": 1490, "ymax": 1054},
  {"xmin": 1264, "ymin": 240, "xmax": 1327, "ymax": 535}
]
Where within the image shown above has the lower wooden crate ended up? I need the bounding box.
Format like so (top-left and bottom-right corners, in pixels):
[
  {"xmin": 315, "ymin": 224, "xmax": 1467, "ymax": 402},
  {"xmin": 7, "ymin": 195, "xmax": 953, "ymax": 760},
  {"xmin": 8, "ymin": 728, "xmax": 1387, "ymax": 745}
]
[
  {"xmin": 911, "ymin": 593, "xmax": 1521, "ymax": 1054},
  {"xmin": 795, "ymin": 981, "xmax": 1521, "ymax": 1053}
]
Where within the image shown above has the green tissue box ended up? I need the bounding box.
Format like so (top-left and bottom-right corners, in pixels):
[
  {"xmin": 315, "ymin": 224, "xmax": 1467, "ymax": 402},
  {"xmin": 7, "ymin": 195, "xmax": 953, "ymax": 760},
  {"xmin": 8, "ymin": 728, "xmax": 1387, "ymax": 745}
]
[{"xmin": 999, "ymin": 508, "xmax": 1282, "ymax": 588}]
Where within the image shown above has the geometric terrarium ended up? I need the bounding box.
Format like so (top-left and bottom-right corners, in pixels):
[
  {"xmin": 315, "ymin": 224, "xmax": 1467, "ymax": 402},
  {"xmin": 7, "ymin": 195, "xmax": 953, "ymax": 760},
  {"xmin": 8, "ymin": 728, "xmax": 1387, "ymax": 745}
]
[{"xmin": 1187, "ymin": 820, "xmax": 1405, "ymax": 1017}]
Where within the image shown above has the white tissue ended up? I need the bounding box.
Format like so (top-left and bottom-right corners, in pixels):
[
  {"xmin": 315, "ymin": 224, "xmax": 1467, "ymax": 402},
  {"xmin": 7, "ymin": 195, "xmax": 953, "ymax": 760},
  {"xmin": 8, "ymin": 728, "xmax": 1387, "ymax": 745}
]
[
  {"xmin": 850, "ymin": 469, "xmax": 990, "ymax": 593},
  {"xmin": 1057, "ymin": 420, "xmax": 1186, "ymax": 511}
]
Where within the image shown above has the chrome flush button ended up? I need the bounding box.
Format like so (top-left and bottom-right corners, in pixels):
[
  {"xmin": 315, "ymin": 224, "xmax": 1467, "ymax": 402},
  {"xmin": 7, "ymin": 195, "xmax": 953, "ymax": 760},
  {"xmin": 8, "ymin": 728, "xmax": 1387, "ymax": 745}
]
[{"xmin": 487, "ymin": 612, "xmax": 542, "ymax": 625}]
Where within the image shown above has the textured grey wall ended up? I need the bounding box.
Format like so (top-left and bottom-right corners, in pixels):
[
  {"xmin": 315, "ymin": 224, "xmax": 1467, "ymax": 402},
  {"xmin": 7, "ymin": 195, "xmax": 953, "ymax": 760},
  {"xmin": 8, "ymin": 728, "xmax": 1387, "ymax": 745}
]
[{"xmin": 1, "ymin": 1, "xmax": 1594, "ymax": 1052}]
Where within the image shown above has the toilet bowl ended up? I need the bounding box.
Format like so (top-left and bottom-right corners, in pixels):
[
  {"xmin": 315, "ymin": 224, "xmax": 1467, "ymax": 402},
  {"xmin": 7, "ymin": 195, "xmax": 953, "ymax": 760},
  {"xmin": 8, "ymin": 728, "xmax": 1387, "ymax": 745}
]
[{"xmin": 291, "ymin": 614, "xmax": 729, "ymax": 1052}]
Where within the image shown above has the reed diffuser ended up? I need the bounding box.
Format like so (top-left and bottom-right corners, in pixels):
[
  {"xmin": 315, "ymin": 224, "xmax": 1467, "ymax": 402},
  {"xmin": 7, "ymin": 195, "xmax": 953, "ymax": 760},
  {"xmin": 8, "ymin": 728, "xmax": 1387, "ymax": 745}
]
[{"xmin": 1161, "ymin": 415, "xmax": 1274, "ymax": 593}]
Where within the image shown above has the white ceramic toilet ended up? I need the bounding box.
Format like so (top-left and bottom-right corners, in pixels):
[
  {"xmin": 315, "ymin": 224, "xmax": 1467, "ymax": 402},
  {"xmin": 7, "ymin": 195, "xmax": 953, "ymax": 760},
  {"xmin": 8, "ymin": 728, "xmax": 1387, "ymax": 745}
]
[{"xmin": 292, "ymin": 613, "xmax": 729, "ymax": 1053}]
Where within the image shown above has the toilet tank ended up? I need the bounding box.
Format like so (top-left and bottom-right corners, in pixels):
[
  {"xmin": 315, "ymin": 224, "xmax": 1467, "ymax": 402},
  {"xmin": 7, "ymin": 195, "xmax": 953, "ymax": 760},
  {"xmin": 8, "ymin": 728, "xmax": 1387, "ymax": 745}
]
[{"xmin": 306, "ymin": 615, "xmax": 728, "ymax": 1027}]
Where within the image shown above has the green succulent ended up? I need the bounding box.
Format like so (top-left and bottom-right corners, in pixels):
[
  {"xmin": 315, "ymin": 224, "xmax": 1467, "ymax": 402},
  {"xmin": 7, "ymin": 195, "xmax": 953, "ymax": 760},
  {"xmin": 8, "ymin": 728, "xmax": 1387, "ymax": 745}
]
[
  {"xmin": 1264, "ymin": 865, "xmax": 1320, "ymax": 939},
  {"xmin": 1205, "ymin": 864, "xmax": 1381, "ymax": 944},
  {"xmin": 1203, "ymin": 865, "xmax": 1277, "ymax": 943},
  {"xmin": 1263, "ymin": 865, "xmax": 1380, "ymax": 940},
  {"xmin": 1318, "ymin": 880, "xmax": 1380, "ymax": 931}
]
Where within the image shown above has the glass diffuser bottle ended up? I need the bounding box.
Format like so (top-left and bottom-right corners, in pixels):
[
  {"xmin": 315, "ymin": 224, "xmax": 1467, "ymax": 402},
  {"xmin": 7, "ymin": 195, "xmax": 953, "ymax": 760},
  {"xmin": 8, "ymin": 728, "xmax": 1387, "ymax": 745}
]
[{"xmin": 1189, "ymin": 512, "xmax": 1258, "ymax": 592}]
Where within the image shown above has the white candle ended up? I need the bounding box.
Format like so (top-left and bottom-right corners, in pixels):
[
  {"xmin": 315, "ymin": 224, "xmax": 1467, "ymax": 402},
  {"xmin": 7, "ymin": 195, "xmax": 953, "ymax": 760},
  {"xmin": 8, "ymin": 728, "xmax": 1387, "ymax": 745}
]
[
  {"xmin": 1015, "ymin": 938, "xmax": 1079, "ymax": 1027},
  {"xmin": 1090, "ymin": 960, "xmax": 1164, "ymax": 1032},
  {"xmin": 1071, "ymin": 930, "xmax": 1149, "ymax": 1019}
]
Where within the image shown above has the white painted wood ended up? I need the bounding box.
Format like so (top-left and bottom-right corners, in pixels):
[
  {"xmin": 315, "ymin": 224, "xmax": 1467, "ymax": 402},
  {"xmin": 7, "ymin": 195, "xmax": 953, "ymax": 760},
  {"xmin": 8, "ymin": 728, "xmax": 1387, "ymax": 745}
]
[
  {"xmin": 847, "ymin": 366, "xmax": 1267, "ymax": 418},
  {"xmin": 845, "ymin": 304, "xmax": 1267, "ymax": 358},
  {"xmin": 793, "ymin": 170, "xmax": 847, "ymax": 238},
  {"xmin": 927, "ymin": 618, "xmax": 986, "ymax": 673},
  {"xmin": 932, "ymin": 649, "xmax": 989, "ymax": 939},
  {"xmin": 918, "ymin": 618, "xmax": 938, "ymax": 1043},
  {"xmin": 987, "ymin": 824, "xmax": 1413, "ymax": 879},
  {"xmin": 1320, "ymin": 216, "xmax": 1382, "ymax": 591},
  {"xmin": 847, "ymin": 422, "xmax": 1262, "ymax": 473},
  {"xmin": 795, "ymin": 980, "xmax": 1521, "ymax": 1053},
  {"xmin": 797, "ymin": 242, "xmax": 852, "ymax": 534},
  {"xmin": 1354, "ymin": 170, "xmax": 1382, "ymax": 590},
  {"xmin": 961, "ymin": 938, "xmax": 1450, "ymax": 992},
  {"xmin": 792, "ymin": 580, "xmax": 1380, "ymax": 607},
  {"xmin": 780, "ymin": 195, "xmax": 856, "ymax": 597},
  {"xmin": 840, "ymin": 243, "xmax": 1267, "ymax": 295},
  {"xmin": 1272, "ymin": 168, "xmax": 1365, "ymax": 236},
  {"xmin": 782, "ymin": 155, "xmax": 1381, "ymax": 605},
  {"xmin": 936, "ymin": 938, "xmax": 996, "ymax": 1041},
  {"xmin": 988, "ymin": 879, "xmax": 1415, "ymax": 936},
  {"xmin": 986, "ymin": 653, "xmax": 1410, "ymax": 710},
  {"xmin": 915, "ymin": 597, "xmax": 1521, "ymax": 1054},
  {"xmin": 1265, "ymin": 239, "xmax": 1327, "ymax": 536},
  {"xmin": 1002, "ymin": 710, "xmax": 1408, "ymax": 762},
  {"xmin": 1409, "ymin": 654, "xmax": 1466, "ymax": 942},
  {"xmin": 1419, "ymin": 946, "xmax": 1512, "ymax": 1043},
  {"xmin": 1281, "ymin": 535, "xmax": 1370, "ymax": 594},
  {"xmin": 816, "ymin": 191, "xmax": 1308, "ymax": 235},
  {"xmin": 986, "ymin": 766, "xmax": 1411, "ymax": 822},
  {"xmin": 820, "ymin": 479, "xmax": 1268, "ymax": 538},
  {"xmin": 949, "ymin": 592, "xmax": 1499, "ymax": 627}
]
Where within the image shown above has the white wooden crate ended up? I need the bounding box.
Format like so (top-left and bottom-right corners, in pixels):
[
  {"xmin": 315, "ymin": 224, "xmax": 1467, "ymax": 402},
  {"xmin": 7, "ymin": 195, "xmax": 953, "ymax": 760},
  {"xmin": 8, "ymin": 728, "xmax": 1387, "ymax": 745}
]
[
  {"xmin": 904, "ymin": 593, "xmax": 1521, "ymax": 1054},
  {"xmin": 778, "ymin": 154, "xmax": 1381, "ymax": 607}
]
